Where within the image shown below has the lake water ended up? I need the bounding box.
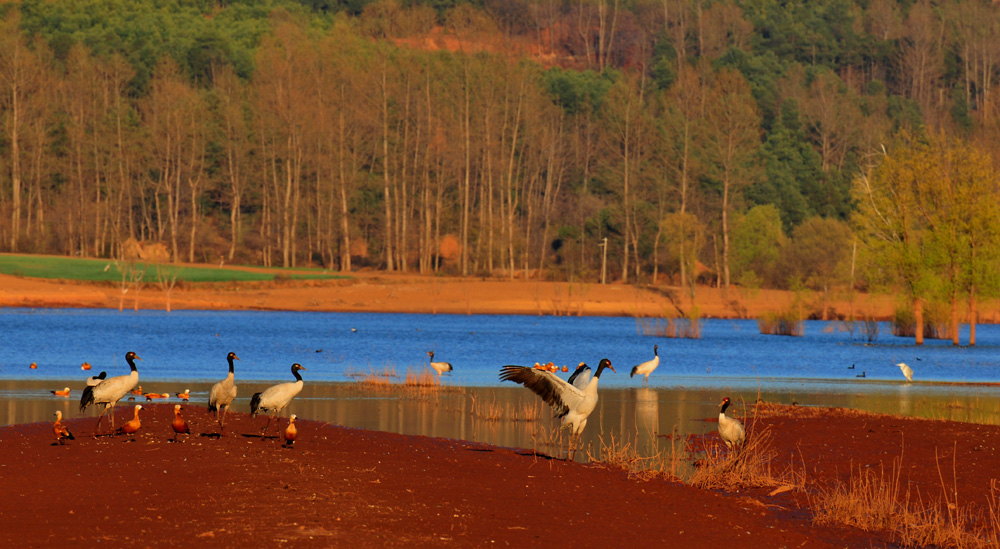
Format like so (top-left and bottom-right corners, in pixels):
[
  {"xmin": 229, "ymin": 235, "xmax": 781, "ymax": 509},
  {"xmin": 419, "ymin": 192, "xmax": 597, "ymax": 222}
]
[{"xmin": 3, "ymin": 308, "xmax": 999, "ymax": 462}]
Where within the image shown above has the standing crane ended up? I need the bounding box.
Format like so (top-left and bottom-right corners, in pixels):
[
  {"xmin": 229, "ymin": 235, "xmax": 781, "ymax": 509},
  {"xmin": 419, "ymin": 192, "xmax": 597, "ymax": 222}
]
[
  {"xmin": 79, "ymin": 351, "xmax": 141, "ymax": 435},
  {"xmin": 208, "ymin": 352, "xmax": 239, "ymax": 433},
  {"xmin": 718, "ymin": 397, "xmax": 746, "ymax": 450},
  {"xmin": 250, "ymin": 363, "xmax": 306, "ymax": 435},
  {"xmin": 629, "ymin": 345, "xmax": 660, "ymax": 387}
]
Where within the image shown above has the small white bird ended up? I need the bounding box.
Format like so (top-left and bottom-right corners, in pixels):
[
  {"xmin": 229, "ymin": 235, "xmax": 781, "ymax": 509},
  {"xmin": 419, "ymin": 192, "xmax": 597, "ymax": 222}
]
[
  {"xmin": 427, "ymin": 351, "xmax": 453, "ymax": 375},
  {"xmin": 897, "ymin": 362, "xmax": 913, "ymax": 382},
  {"xmin": 629, "ymin": 344, "xmax": 660, "ymax": 386},
  {"xmin": 500, "ymin": 358, "xmax": 615, "ymax": 459},
  {"xmin": 718, "ymin": 397, "xmax": 745, "ymax": 450}
]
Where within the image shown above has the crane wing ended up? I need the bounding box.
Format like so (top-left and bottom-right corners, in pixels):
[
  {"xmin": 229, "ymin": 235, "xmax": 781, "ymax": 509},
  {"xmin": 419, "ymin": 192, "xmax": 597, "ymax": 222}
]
[{"xmin": 499, "ymin": 365, "xmax": 585, "ymax": 418}]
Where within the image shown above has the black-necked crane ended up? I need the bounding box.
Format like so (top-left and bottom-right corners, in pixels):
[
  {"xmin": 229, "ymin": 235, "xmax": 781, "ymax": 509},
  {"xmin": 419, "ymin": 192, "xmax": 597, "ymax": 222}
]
[
  {"xmin": 567, "ymin": 362, "xmax": 592, "ymax": 390},
  {"xmin": 85, "ymin": 371, "xmax": 107, "ymax": 387},
  {"xmin": 427, "ymin": 351, "xmax": 453, "ymax": 375},
  {"xmin": 629, "ymin": 345, "xmax": 659, "ymax": 387},
  {"xmin": 118, "ymin": 404, "xmax": 142, "ymax": 442},
  {"xmin": 897, "ymin": 362, "xmax": 913, "ymax": 382},
  {"xmin": 53, "ymin": 411, "xmax": 74, "ymax": 445},
  {"xmin": 171, "ymin": 404, "xmax": 190, "ymax": 442},
  {"xmin": 283, "ymin": 415, "xmax": 297, "ymax": 447},
  {"xmin": 208, "ymin": 352, "xmax": 239, "ymax": 432},
  {"xmin": 50, "ymin": 387, "xmax": 71, "ymax": 397},
  {"xmin": 500, "ymin": 358, "xmax": 615, "ymax": 459},
  {"xmin": 250, "ymin": 363, "xmax": 306, "ymax": 434},
  {"xmin": 79, "ymin": 351, "xmax": 141, "ymax": 434},
  {"xmin": 718, "ymin": 397, "xmax": 745, "ymax": 450}
]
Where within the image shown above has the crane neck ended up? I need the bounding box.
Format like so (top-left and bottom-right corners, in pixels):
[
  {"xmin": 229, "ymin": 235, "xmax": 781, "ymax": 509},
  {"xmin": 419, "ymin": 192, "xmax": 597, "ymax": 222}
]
[
  {"xmin": 292, "ymin": 368, "xmax": 303, "ymax": 382},
  {"xmin": 228, "ymin": 356, "xmax": 235, "ymax": 374},
  {"xmin": 594, "ymin": 359, "xmax": 613, "ymax": 379},
  {"xmin": 127, "ymin": 356, "xmax": 138, "ymax": 372},
  {"xmin": 720, "ymin": 400, "xmax": 732, "ymax": 414}
]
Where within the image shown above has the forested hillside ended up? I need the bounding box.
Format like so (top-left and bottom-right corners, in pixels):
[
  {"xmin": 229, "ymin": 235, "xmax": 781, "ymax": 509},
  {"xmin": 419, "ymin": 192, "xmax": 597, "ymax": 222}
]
[{"xmin": 0, "ymin": 0, "xmax": 998, "ymax": 315}]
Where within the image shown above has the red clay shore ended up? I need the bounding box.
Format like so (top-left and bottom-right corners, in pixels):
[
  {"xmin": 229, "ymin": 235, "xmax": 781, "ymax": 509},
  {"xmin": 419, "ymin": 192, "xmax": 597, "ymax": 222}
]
[
  {"xmin": 0, "ymin": 269, "xmax": 908, "ymax": 320},
  {"xmin": 2, "ymin": 403, "xmax": 998, "ymax": 546}
]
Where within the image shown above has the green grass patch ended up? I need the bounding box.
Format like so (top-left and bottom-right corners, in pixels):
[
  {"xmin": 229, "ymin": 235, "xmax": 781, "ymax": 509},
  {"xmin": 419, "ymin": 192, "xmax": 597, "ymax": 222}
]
[{"xmin": 0, "ymin": 254, "xmax": 350, "ymax": 283}]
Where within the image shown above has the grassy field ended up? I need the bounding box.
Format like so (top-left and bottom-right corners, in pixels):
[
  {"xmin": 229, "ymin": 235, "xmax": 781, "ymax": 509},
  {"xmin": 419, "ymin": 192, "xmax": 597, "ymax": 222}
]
[{"xmin": 0, "ymin": 254, "xmax": 349, "ymax": 283}]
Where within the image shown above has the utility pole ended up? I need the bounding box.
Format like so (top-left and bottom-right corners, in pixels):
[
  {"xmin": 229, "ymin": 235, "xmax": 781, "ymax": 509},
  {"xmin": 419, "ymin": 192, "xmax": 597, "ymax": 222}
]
[{"xmin": 599, "ymin": 237, "xmax": 608, "ymax": 284}]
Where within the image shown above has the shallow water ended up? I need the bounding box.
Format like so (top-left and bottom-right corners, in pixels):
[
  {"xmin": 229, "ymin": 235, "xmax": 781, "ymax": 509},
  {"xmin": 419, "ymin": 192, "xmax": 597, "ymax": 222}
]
[
  {"xmin": 3, "ymin": 308, "xmax": 999, "ymax": 462},
  {"xmin": 2, "ymin": 307, "xmax": 999, "ymax": 385}
]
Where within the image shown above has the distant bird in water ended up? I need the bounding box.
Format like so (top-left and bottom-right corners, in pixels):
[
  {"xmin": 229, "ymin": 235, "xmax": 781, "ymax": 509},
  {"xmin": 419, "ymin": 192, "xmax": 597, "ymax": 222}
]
[
  {"xmin": 117, "ymin": 404, "xmax": 143, "ymax": 442},
  {"xmin": 250, "ymin": 363, "xmax": 306, "ymax": 434},
  {"xmin": 847, "ymin": 364, "xmax": 855, "ymax": 370},
  {"xmin": 29, "ymin": 362, "xmax": 37, "ymax": 369},
  {"xmin": 856, "ymin": 371, "xmax": 866, "ymax": 378},
  {"xmin": 500, "ymin": 358, "xmax": 615, "ymax": 459},
  {"xmin": 80, "ymin": 351, "xmax": 141, "ymax": 434},
  {"xmin": 50, "ymin": 387, "xmax": 71, "ymax": 397},
  {"xmin": 175, "ymin": 389, "xmax": 190, "ymax": 401},
  {"xmin": 283, "ymin": 415, "xmax": 297, "ymax": 447},
  {"xmin": 718, "ymin": 397, "xmax": 745, "ymax": 450},
  {"xmin": 567, "ymin": 362, "xmax": 592, "ymax": 390},
  {"xmin": 52, "ymin": 411, "xmax": 74, "ymax": 445},
  {"xmin": 80, "ymin": 362, "xmax": 91, "ymax": 371},
  {"xmin": 171, "ymin": 405, "xmax": 190, "ymax": 442},
  {"xmin": 208, "ymin": 352, "xmax": 239, "ymax": 433},
  {"xmin": 630, "ymin": 345, "xmax": 660, "ymax": 387},
  {"xmin": 897, "ymin": 362, "xmax": 913, "ymax": 382},
  {"xmin": 351, "ymin": 328, "xmax": 357, "ymax": 333},
  {"xmin": 427, "ymin": 351, "xmax": 453, "ymax": 375}
]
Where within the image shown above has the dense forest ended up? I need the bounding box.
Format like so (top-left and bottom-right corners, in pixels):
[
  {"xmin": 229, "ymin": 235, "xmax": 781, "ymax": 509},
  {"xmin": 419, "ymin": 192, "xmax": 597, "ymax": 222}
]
[{"xmin": 1, "ymin": 0, "xmax": 999, "ymax": 324}]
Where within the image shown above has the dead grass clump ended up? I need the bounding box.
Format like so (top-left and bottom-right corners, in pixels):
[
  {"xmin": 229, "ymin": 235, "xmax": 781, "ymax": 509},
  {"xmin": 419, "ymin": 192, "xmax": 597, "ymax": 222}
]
[
  {"xmin": 470, "ymin": 396, "xmax": 505, "ymax": 422},
  {"xmin": 689, "ymin": 427, "xmax": 803, "ymax": 491},
  {"xmin": 405, "ymin": 368, "xmax": 440, "ymax": 388},
  {"xmin": 635, "ymin": 313, "xmax": 701, "ymax": 339},
  {"xmin": 757, "ymin": 308, "xmax": 802, "ymax": 336},
  {"xmin": 812, "ymin": 447, "xmax": 995, "ymax": 547},
  {"xmin": 590, "ymin": 432, "xmax": 682, "ymax": 482},
  {"xmin": 509, "ymin": 401, "xmax": 541, "ymax": 422}
]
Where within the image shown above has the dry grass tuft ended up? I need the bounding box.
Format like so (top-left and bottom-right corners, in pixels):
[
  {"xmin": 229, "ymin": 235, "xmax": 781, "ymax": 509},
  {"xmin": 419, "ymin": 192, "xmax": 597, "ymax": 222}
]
[
  {"xmin": 812, "ymin": 446, "xmax": 997, "ymax": 547},
  {"xmin": 590, "ymin": 432, "xmax": 683, "ymax": 482},
  {"xmin": 470, "ymin": 396, "xmax": 505, "ymax": 422},
  {"xmin": 404, "ymin": 368, "xmax": 440, "ymax": 388},
  {"xmin": 689, "ymin": 427, "xmax": 804, "ymax": 491},
  {"xmin": 470, "ymin": 397, "xmax": 541, "ymax": 423},
  {"xmin": 757, "ymin": 308, "xmax": 803, "ymax": 336}
]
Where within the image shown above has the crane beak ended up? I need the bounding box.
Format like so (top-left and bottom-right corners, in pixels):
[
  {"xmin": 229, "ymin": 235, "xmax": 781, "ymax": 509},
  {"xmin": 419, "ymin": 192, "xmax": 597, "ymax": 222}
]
[{"xmin": 234, "ymin": 355, "xmax": 241, "ymax": 361}]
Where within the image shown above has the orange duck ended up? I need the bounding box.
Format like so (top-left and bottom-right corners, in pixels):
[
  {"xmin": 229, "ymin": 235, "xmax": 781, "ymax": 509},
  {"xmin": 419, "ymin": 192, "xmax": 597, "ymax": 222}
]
[
  {"xmin": 130, "ymin": 386, "xmax": 143, "ymax": 395},
  {"xmin": 80, "ymin": 362, "xmax": 91, "ymax": 371},
  {"xmin": 53, "ymin": 411, "xmax": 74, "ymax": 445},
  {"xmin": 117, "ymin": 405, "xmax": 143, "ymax": 441},
  {"xmin": 171, "ymin": 404, "xmax": 190, "ymax": 442},
  {"xmin": 50, "ymin": 387, "xmax": 71, "ymax": 397},
  {"xmin": 175, "ymin": 389, "xmax": 190, "ymax": 401},
  {"xmin": 283, "ymin": 415, "xmax": 297, "ymax": 447},
  {"xmin": 29, "ymin": 362, "xmax": 37, "ymax": 369}
]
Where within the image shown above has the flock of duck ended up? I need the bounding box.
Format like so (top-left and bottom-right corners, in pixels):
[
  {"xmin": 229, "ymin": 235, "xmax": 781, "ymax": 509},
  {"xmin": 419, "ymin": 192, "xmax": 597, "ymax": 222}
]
[
  {"xmin": 50, "ymin": 344, "xmax": 755, "ymax": 457},
  {"xmin": 52, "ymin": 351, "xmax": 303, "ymax": 448}
]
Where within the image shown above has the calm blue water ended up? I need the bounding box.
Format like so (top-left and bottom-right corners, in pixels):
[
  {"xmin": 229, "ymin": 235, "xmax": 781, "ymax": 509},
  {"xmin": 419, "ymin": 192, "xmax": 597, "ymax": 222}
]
[{"xmin": 1, "ymin": 307, "xmax": 999, "ymax": 387}]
